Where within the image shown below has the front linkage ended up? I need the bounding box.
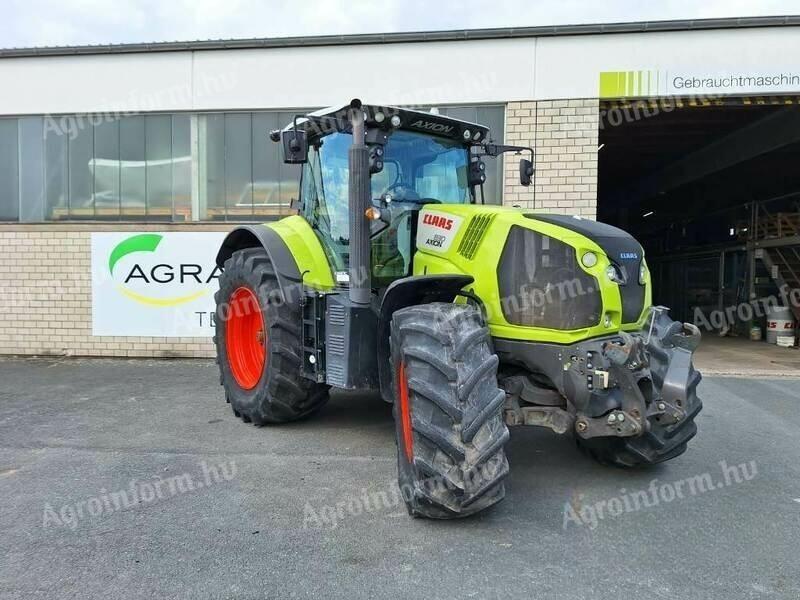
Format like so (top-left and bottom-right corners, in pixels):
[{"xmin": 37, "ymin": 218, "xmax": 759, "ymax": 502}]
[{"xmin": 499, "ymin": 308, "xmax": 703, "ymax": 467}]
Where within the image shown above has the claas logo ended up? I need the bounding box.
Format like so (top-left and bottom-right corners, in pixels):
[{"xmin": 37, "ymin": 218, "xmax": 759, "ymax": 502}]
[
  {"xmin": 422, "ymin": 213, "xmax": 454, "ymax": 230},
  {"xmin": 108, "ymin": 234, "xmax": 222, "ymax": 307}
]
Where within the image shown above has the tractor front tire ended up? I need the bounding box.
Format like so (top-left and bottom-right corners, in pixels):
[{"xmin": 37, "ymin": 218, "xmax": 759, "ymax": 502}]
[
  {"xmin": 390, "ymin": 302, "xmax": 510, "ymax": 519},
  {"xmin": 214, "ymin": 247, "xmax": 328, "ymax": 424}
]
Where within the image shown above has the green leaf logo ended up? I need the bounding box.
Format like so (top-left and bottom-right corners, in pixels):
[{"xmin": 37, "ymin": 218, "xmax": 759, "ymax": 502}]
[{"xmin": 108, "ymin": 234, "xmax": 163, "ymax": 275}]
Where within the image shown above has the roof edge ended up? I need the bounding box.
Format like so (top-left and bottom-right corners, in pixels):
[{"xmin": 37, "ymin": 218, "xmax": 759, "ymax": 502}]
[{"xmin": 1, "ymin": 15, "xmax": 799, "ymax": 58}]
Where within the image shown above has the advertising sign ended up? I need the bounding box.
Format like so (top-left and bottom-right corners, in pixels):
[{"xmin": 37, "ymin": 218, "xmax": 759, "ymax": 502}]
[
  {"xmin": 599, "ymin": 69, "xmax": 800, "ymax": 99},
  {"xmin": 533, "ymin": 28, "xmax": 800, "ymax": 100},
  {"xmin": 91, "ymin": 232, "xmax": 227, "ymax": 337}
]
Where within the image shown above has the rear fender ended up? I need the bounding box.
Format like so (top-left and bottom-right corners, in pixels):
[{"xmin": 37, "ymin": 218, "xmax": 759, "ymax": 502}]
[{"xmin": 216, "ymin": 225, "xmax": 302, "ymax": 304}]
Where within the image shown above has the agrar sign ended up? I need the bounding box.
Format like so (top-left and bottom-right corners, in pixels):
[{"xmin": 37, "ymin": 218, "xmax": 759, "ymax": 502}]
[{"xmin": 91, "ymin": 232, "xmax": 227, "ymax": 337}]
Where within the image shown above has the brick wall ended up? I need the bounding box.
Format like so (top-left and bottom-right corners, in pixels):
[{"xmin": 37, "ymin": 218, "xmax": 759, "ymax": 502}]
[
  {"xmin": 0, "ymin": 226, "xmax": 228, "ymax": 358},
  {"xmin": 503, "ymin": 99, "xmax": 599, "ymax": 218}
]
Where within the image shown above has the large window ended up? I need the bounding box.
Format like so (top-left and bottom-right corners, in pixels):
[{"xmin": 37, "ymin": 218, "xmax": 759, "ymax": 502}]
[
  {"xmin": 197, "ymin": 111, "xmax": 300, "ymax": 221},
  {"xmin": 0, "ymin": 105, "xmax": 504, "ymax": 222},
  {"xmin": 0, "ymin": 119, "xmax": 20, "ymax": 221},
  {"xmin": 118, "ymin": 116, "xmax": 146, "ymax": 217}
]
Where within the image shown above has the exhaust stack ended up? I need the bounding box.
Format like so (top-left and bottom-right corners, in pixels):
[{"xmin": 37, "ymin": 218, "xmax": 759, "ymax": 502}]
[{"xmin": 347, "ymin": 99, "xmax": 371, "ymax": 305}]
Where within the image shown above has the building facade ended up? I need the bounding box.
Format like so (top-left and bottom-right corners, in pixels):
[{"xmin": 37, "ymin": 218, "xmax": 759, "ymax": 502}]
[{"xmin": 0, "ymin": 17, "xmax": 797, "ymax": 357}]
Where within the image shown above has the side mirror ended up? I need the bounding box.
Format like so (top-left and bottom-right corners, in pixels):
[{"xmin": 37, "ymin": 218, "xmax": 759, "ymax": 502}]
[
  {"xmin": 280, "ymin": 129, "xmax": 308, "ymax": 164},
  {"xmin": 519, "ymin": 158, "xmax": 534, "ymax": 186}
]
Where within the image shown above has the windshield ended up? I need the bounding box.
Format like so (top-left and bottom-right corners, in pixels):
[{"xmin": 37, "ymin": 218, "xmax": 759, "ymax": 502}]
[
  {"xmin": 373, "ymin": 130, "xmax": 471, "ymax": 203},
  {"xmin": 301, "ymin": 130, "xmax": 471, "ymax": 274}
]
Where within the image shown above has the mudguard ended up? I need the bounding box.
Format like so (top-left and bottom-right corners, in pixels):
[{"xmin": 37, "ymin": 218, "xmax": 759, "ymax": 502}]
[
  {"xmin": 216, "ymin": 225, "xmax": 302, "ymax": 303},
  {"xmin": 377, "ymin": 274, "xmax": 474, "ymax": 402},
  {"xmin": 216, "ymin": 219, "xmax": 339, "ymax": 387}
]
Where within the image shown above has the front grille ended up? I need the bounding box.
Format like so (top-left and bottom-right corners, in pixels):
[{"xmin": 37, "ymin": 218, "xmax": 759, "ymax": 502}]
[
  {"xmin": 618, "ymin": 261, "xmax": 646, "ymax": 323},
  {"xmin": 498, "ymin": 226, "xmax": 602, "ymax": 330}
]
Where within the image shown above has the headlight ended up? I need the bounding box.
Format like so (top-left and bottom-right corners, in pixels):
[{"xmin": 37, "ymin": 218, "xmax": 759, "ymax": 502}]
[
  {"xmin": 390, "ymin": 115, "xmax": 401, "ymax": 127},
  {"xmin": 639, "ymin": 263, "xmax": 648, "ymax": 285},
  {"xmin": 606, "ymin": 264, "xmax": 624, "ymax": 284},
  {"xmin": 463, "ymin": 129, "xmax": 472, "ymax": 140}
]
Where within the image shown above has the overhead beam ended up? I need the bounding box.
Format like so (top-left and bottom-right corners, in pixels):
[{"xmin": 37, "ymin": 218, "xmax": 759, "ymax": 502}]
[{"xmin": 754, "ymin": 234, "xmax": 800, "ymax": 249}]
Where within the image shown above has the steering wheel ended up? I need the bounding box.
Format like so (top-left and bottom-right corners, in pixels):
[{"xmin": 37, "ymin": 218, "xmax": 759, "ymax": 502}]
[
  {"xmin": 383, "ymin": 182, "xmax": 419, "ymax": 200},
  {"xmin": 382, "ymin": 183, "xmax": 443, "ymax": 205}
]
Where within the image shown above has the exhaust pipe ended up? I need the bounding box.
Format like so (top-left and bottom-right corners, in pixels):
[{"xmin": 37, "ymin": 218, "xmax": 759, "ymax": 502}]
[{"xmin": 347, "ymin": 98, "xmax": 371, "ymax": 305}]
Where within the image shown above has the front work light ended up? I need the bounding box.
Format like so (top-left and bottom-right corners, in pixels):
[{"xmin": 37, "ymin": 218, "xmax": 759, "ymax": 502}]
[
  {"xmin": 581, "ymin": 252, "xmax": 598, "ymax": 268},
  {"xmin": 606, "ymin": 264, "xmax": 624, "ymax": 284}
]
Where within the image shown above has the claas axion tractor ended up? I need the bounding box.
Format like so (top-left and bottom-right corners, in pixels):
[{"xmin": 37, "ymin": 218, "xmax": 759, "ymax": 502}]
[{"xmin": 214, "ymin": 99, "xmax": 703, "ymax": 519}]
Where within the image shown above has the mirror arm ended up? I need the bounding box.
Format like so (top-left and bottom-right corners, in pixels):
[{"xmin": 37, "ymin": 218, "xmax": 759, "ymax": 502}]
[
  {"xmin": 290, "ymin": 115, "xmax": 300, "ymax": 151},
  {"xmin": 481, "ymin": 143, "xmax": 534, "ymax": 162},
  {"xmin": 479, "ymin": 143, "xmax": 535, "ymax": 187}
]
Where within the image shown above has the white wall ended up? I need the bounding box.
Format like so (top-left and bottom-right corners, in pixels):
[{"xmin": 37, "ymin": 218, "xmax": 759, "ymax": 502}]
[
  {"xmin": 0, "ymin": 25, "xmax": 798, "ymax": 115},
  {"xmin": 0, "ymin": 39, "xmax": 535, "ymax": 115},
  {"xmin": 0, "ymin": 53, "xmax": 193, "ymax": 115},
  {"xmin": 191, "ymin": 39, "xmax": 535, "ymax": 110}
]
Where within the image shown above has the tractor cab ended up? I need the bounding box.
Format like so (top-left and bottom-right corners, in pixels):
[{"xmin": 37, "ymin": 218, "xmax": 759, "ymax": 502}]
[{"xmin": 271, "ymin": 102, "xmax": 532, "ymax": 288}]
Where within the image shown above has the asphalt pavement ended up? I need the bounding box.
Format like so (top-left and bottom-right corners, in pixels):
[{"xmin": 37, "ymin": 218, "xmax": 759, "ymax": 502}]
[{"xmin": 0, "ymin": 357, "xmax": 798, "ymax": 599}]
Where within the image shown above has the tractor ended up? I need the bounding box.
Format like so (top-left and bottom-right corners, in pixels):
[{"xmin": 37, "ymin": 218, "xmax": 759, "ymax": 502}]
[{"xmin": 213, "ymin": 99, "xmax": 702, "ymax": 519}]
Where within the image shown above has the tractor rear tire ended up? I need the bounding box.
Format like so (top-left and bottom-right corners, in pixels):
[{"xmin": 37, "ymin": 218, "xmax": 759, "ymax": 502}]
[
  {"xmin": 390, "ymin": 302, "xmax": 510, "ymax": 519},
  {"xmin": 214, "ymin": 247, "xmax": 328, "ymax": 424}
]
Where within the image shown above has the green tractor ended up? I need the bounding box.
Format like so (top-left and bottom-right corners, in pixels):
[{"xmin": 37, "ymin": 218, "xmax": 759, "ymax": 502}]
[{"xmin": 214, "ymin": 99, "xmax": 702, "ymax": 519}]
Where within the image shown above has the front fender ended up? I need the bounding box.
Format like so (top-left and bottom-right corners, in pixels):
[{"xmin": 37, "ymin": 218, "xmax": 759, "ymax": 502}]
[{"xmin": 377, "ymin": 274, "xmax": 474, "ymax": 402}]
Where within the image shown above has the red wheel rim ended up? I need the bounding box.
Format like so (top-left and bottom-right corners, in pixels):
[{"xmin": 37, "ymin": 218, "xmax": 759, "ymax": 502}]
[
  {"xmin": 226, "ymin": 287, "xmax": 266, "ymax": 390},
  {"xmin": 397, "ymin": 362, "xmax": 414, "ymax": 462}
]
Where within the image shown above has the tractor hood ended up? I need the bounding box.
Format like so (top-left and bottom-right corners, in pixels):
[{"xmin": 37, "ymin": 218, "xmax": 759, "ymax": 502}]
[
  {"xmin": 412, "ymin": 205, "xmax": 652, "ymax": 344},
  {"xmin": 526, "ymin": 214, "xmax": 644, "ymax": 272},
  {"xmin": 525, "ymin": 214, "xmax": 646, "ymax": 325}
]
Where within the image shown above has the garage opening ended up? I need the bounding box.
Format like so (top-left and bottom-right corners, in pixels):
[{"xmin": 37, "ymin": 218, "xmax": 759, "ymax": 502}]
[{"xmin": 597, "ymin": 98, "xmax": 800, "ymax": 354}]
